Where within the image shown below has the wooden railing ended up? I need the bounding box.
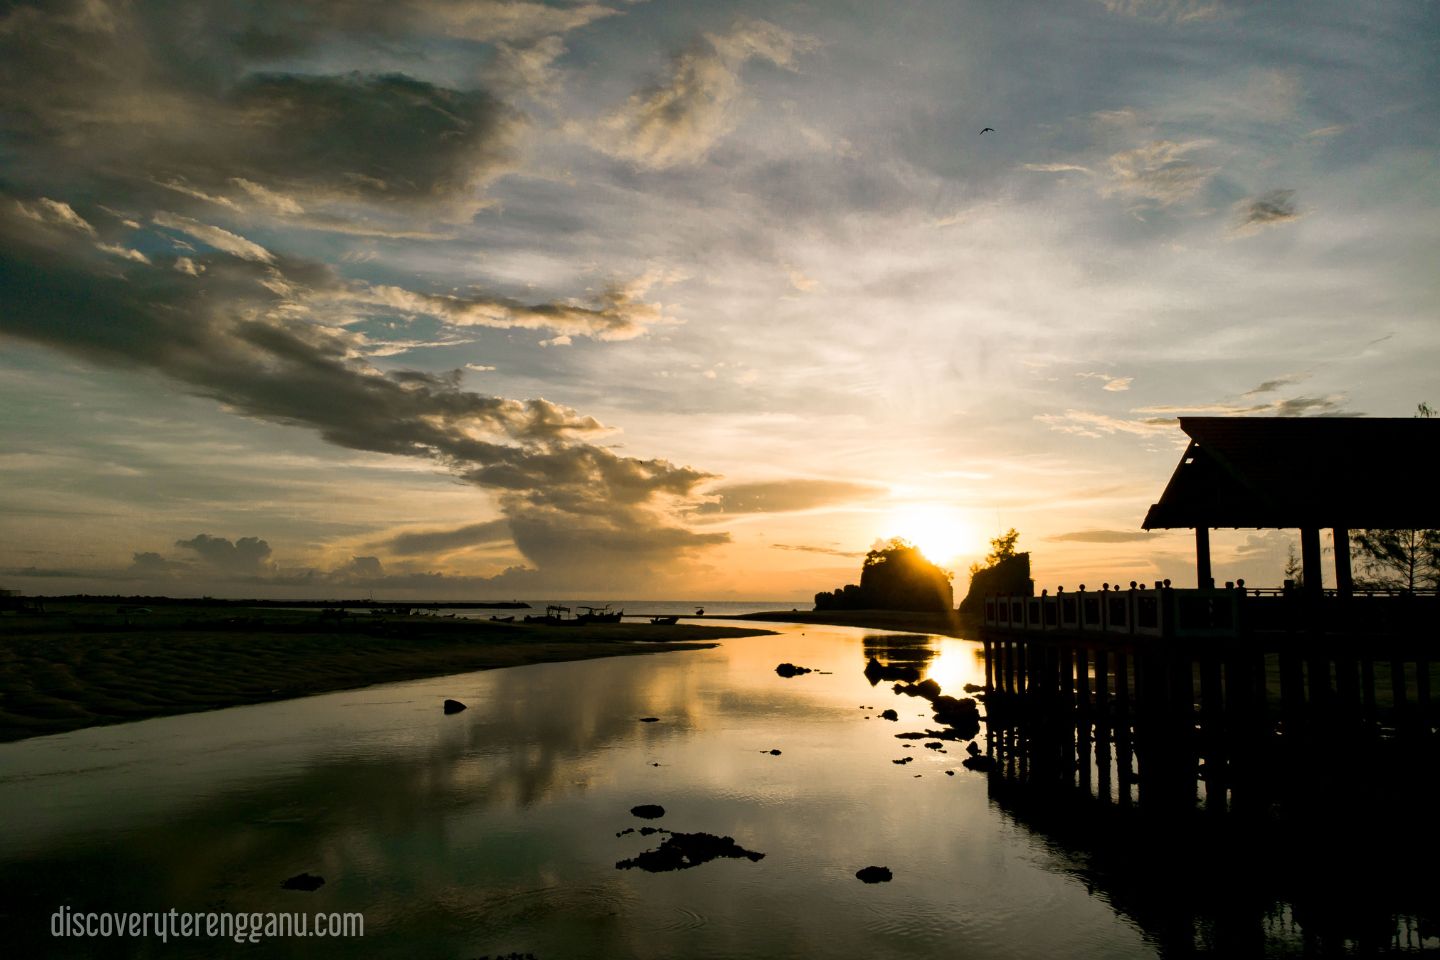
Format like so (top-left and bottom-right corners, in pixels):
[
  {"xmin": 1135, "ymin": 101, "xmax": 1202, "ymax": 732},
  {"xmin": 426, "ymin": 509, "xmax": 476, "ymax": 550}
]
[{"xmin": 983, "ymin": 585, "xmax": 1438, "ymax": 639}]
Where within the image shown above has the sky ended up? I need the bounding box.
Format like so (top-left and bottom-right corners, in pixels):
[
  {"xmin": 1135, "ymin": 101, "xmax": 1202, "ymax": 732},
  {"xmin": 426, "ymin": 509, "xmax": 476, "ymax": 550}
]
[{"xmin": 1, "ymin": 0, "xmax": 1437, "ymax": 601}]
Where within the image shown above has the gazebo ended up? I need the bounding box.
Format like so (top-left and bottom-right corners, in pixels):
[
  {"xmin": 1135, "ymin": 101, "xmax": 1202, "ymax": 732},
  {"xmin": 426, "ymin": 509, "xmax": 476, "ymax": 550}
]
[{"xmin": 1142, "ymin": 417, "xmax": 1439, "ymax": 596}]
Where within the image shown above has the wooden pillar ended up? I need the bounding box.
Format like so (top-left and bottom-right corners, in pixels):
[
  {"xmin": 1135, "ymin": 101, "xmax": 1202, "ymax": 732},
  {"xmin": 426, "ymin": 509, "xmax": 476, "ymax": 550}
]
[
  {"xmin": 1333, "ymin": 527, "xmax": 1353, "ymax": 601},
  {"xmin": 1195, "ymin": 526, "xmax": 1214, "ymax": 589},
  {"xmin": 1300, "ymin": 526, "xmax": 1324, "ymax": 599}
]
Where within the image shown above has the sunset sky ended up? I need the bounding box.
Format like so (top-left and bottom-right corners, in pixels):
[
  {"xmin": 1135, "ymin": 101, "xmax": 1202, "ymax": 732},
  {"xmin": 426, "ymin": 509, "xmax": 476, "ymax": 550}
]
[{"xmin": 2, "ymin": 0, "xmax": 1437, "ymax": 600}]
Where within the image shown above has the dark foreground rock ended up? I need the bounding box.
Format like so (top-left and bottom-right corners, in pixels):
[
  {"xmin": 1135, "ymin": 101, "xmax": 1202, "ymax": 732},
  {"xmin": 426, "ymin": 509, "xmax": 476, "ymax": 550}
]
[
  {"xmin": 630, "ymin": 804, "xmax": 665, "ymax": 819},
  {"xmin": 855, "ymin": 866, "xmax": 893, "ymax": 883},
  {"xmin": 864, "ymin": 657, "xmax": 921, "ymax": 684},
  {"xmin": 616, "ymin": 832, "xmax": 765, "ymax": 872},
  {"xmin": 443, "ymin": 698, "xmax": 467, "ymax": 714},
  {"xmin": 281, "ymin": 872, "xmax": 325, "ymax": 891},
  {"xmin": 775, "ymin": 662, "xmax": 813, "ymax": 678},
  {"xmin": 893, "ymin": 678, "xmax": 942, "ymax": 699}
]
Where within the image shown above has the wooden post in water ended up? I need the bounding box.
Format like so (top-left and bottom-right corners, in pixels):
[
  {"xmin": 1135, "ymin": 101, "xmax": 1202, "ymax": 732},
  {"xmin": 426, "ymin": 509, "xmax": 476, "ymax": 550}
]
[{"xmin": 1196, "ymin": 526, "xmax": 1214, "ymax": 589}]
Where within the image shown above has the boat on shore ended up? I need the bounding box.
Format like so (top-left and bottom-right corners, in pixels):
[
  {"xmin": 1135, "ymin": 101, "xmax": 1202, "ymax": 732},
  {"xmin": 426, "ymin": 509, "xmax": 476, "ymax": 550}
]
[
  {"xmin": 574, "ymin": 604, "xmax": 623, "ymax": 624},
  {"xmin": 649, "ymin": 615, "xmax": 679, "ymax": 625}
]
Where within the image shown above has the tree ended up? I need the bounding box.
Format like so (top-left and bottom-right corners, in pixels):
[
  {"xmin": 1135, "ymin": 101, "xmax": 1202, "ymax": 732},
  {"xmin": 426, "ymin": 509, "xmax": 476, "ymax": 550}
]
[
  {"xmin": 1350, "ymin": 529, "xmax": 1439, "ymax": 591},
  {"xmin": 813, "ymin": 538, "xmax": 954, "ymax": 611},
  {"xmin": 1283, "ymin": 542, "xmax": 1303, "ymax": 588},
  {"xmin": 958, "ymin": 529, "xmax": 1032, "ymax": 620},
  {"xmin": 1349, "ymin": 403, "xmax": 1440, "ymax": 591}
]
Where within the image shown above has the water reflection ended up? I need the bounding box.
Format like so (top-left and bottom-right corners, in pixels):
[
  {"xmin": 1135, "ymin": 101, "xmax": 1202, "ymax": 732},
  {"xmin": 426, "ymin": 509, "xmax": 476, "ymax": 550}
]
[
  {"xmin": 981, "ymin": 636, "xmax": 1440, "ymax": 956},
  {"xmin": 2, "ymin": 624, "xmax": 1431, "ymax": 958}
]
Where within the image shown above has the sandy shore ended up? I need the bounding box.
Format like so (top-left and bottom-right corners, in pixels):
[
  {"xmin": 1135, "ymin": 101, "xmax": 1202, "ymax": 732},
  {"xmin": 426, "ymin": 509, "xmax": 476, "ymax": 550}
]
[
  {"xmin": 735, "ymin": 608, "xmax": 980, "ymax": 638},
  {"xmin": 0, "ymin": 603, "xmax": 773, "ymax": 743}
]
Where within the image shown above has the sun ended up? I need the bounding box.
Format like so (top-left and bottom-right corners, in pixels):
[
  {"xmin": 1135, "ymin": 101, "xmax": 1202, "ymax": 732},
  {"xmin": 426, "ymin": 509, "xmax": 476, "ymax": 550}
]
[{"xmin": 884, "ymin": 504, "xmax": 976, "ymax": 568}]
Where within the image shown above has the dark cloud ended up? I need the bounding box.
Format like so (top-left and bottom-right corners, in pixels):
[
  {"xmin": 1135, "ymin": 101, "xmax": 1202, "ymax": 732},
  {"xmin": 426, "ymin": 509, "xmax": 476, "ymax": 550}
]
[
  {"xmin": 595, "ymin": 19, "xmax": 813, "ymax": 168},
  {"xmin": 0, "ymin": 197, "xmax": 724, "ymax": 585},
  {"xmin": 695, "ymin": 479, "xmax": 885, "ymax": 515},
  {"xmin": 1047, "ymin": 530, "xmax": 1155, "ymax": 543},
  {"xmin": 378, "ymin": 520, "xmax": 514, "ymax": 557},
  {"xmin": 1234, "ymin": 189, "xmax": 1300, "ymax": 235},
  {"xmin": 0, "ymin": 1, "xmax": 524, "ymax": 223},
  {"xmin": 126, "ymin": 552, "xmax": 190, "ymax": 576},
  {"xmin": 1242, "ymin": 374, "xmax": 1306, "ymax": 396},
  {"xmin": 771, "ymin": 543, "xmax": 864, "ymax": 557},
  {"xmin": 175, "ymin": 534, "xmax": 274, "ymax": 574}
]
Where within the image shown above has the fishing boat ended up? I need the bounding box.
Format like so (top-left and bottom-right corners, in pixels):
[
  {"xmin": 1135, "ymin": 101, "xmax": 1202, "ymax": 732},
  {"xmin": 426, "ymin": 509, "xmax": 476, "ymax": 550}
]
[
  {"xmin": 649, "ymin": 615, "xmax": 679, "ymax": 625},
  {"xmin": 523, "ymin": 604, "xmax": 570, "ymax": 624},
  {"xmin": 574, "ymin": 604, "xmax": 623, "ymax": 624}
]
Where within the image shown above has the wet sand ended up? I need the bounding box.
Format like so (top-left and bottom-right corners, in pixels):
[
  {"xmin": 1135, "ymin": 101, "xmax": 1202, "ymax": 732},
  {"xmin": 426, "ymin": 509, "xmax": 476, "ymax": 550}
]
[{"xmin": 0, "ymin": 603, "xmax": 773, "ymax": 742}]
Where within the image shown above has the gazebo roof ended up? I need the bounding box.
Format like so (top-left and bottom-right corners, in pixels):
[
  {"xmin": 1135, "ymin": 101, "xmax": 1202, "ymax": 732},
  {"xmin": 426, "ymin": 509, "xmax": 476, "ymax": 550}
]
[{"xmin": 1142, "ymin": 416, "xmax": 1440, "ymax": 530}]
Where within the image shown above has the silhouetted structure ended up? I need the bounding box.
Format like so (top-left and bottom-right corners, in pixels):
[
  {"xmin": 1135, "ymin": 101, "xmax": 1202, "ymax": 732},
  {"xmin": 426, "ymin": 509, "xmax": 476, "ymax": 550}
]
[{"xmin": 1142, "ymin": 416, "xmax": 1440, "ymax": 595}]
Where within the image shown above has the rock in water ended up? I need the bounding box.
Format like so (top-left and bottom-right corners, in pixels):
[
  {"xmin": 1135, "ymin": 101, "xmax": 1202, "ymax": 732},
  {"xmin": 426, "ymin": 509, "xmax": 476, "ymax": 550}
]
[
  {"xmin": 962, "ymin": 755, "xmax": 998, "ymax": 772},
  {"xmin": 616, "ymin": 832, "xmax": 765, "ymax": 872},
  {"xmin": 774, "ymin": 663, "xmax": 813, "ymax": 678},
  {"xmin": 443, "ymin": 699, "xmax": 466, "ymax": 714},
  {"xmin": 639, "ymin": 717, "xmax": 660, "ymax": 723},
  {"xmin": 281, "ymin": 873, "xmax": 325, "ymax": 891},
  {"xmin": 630, "ymin": 804, "xmax": 666, "ymax": 819},
  {"xmin": 855, "ymin": 866, "xmax": 893, "ymax": 884},
  {"xmin": 880, "ymin": 709, "xmax": 899, "ymax": 721}
]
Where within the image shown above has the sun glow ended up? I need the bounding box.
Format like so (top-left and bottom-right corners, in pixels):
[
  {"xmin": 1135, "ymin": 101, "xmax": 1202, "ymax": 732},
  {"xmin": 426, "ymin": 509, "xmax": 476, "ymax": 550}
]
[{"xmin": 883, "ymin": 504, "xmax": 977, "ymax": 568}]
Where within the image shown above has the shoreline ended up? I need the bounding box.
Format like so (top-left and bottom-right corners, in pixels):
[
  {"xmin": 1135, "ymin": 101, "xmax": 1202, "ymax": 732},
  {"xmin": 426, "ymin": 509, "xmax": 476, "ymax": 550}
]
[
  {"xmin": 733, "ymin": 608, "xmax": 980, "ymax": 639},
  {"xmin": 0, "ymin": 604, "xmax": 775, "ymax": 744}
]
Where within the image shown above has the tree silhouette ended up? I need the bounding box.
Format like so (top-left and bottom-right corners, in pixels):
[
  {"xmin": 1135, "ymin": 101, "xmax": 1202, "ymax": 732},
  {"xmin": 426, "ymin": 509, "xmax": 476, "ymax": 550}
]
[
  {"xmin": 958, "ymin": 528, "xmax": 1031, "ymax": 619},
  {"xmin": 1350, "ymin": 403, "xmax": 1440, "ymax": 591},
  {"xmin": 814, "ymin": 538, "xmax": 953, "ymax": 611}
]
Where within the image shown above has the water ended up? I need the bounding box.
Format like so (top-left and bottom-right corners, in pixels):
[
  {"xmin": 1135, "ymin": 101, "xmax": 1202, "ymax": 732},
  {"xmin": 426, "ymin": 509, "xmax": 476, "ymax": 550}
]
[
  {"xmin": 0, "ymin": 621, "xmax": 1433, "ymax": 957},
  {"xmin": 449, "ymin": 600, "xmax": 800, "ymax": 618}
]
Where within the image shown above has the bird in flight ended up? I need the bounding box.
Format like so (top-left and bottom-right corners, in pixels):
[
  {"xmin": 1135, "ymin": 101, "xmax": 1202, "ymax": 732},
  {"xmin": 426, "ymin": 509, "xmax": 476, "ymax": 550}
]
[{"xmin": 980, "ymin": 127, "xmax": 995, "ymax": 135}]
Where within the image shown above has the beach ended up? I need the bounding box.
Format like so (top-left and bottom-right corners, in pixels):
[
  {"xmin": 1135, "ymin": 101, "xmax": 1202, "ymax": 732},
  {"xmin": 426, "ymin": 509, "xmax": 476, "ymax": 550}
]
[{"xmin": 0, "ymin": 602, "xmax": 773, "ymax": 743}]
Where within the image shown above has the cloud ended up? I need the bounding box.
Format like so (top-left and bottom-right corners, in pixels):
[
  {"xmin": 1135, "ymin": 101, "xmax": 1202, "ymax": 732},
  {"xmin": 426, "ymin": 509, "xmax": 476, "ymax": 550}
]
[
  {"xmin": 1134, "ymin": 394, "xmax": 1351, "ymax": 416},
  {"xmin": 771, "ymin": 543, "xmax": 865, "ymax": 557},
  {"xmin": 0, "ymin": 7, "xmax": 524, "ymax": 224},
  {"xmin": 594, "ymin": 19, "xmax": 814, "ymax": 168},
  {"xmin": 1232, "ymin": 188, "xmax": 1300, "ymax": 236},
  {"xmin": 359, "ymin": 271, "xmax": 672, "ymax": 342},
  {"xmin": 376, "ymin": 520, "xmax": 514, "ymax": 557},
  {"xmin": 1047, "ymin": 530, "xmax": 1155, "ymax": 543},
  {"xmin": 695, "ymin": 479, "xmax": 886, "ymax": 515},
  {"xmin": 1035, "ymin": 410, "xmax": 1177, "ymax": 439},
  {"xmin": 484, "ymin": 35, "xmax": 570, "ymax": 101},
  {"xmin": 0, "ymin": 203, "xmax": 726, "ymax": 585},
  {"xmin": 15, "ymin": 198, "xmax": 97, "ymax": 236},
  {"xmin": 126, "ymin": 551, "xmax": 189, "ymax": 576},
  {"xmin": 1104, "ymin": 139, "xmax": 1216, "ymax": 207},
  {"xmin": 1096, "ymin": 0, "xmax": 1223, "ymax": 23},
  {"xmin": 1242, "ymin": 374, "xmax": 1306, "ymax": 396},
  {"xmin": 153, "ymin": 213, "xmax": 274, "ymax": 262},
  {"xmin": 333, "ymin": 555, "xmax": 384, "ymax": 580},
  {"xmin": 423, "ymin": 0, "xmax": 619, "ymax": 43},
  {"xmin": 1077, "ymin": 372, "xmax": 1133, "ymax": 392},
  {"xmin": 783, "ymin": 263, "xmax": 819, "ymax": 292},
  {"xmin": 1024, "ymin": 163, "xmax": 1094, "ymax": 175},
  {"xmin": 175, "ymin": 534, "xmax": 274, "ymax": 574}
]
